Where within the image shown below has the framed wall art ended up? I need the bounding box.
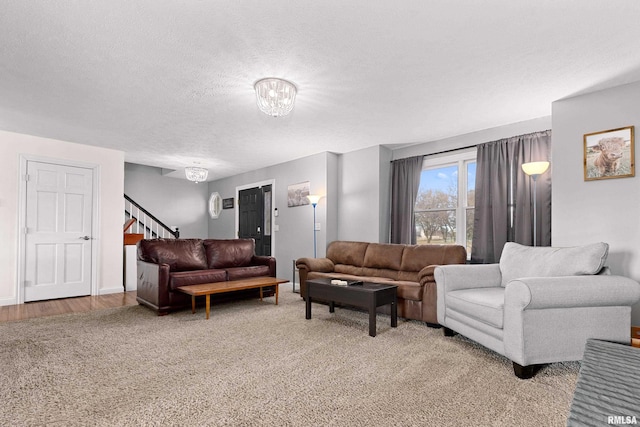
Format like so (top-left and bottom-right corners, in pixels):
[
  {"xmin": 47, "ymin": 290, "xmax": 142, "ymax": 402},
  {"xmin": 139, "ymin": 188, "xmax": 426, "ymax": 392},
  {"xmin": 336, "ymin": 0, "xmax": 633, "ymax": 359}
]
[
  {"xmin": 287, "ymin": 181, "xmax": 310, "ymax": 207},
  {"xmin": 222, "ymin": 198, "xmax": 234, "ymax": 209},
  {"xmin": 584, "ymin": 126, "xmax": 635, "ymax": 181}
]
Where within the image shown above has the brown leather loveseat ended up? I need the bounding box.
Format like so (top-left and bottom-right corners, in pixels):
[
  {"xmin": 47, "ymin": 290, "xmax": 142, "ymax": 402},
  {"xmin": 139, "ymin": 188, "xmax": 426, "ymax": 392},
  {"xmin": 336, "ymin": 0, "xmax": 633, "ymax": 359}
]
[
  {"xmin": 137, "ymin": 238, "xmax": 276, "ymax": 315},
  {"xmin": 296, "ymin": 241, "xmax": 466, "ymax": 325}
]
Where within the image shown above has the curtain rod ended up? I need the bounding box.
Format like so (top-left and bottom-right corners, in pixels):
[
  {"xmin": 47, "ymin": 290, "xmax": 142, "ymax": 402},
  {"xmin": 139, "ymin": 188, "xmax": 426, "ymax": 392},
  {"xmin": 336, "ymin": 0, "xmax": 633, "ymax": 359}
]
[
  {"xmin": 391, "ymin": 129, "xmax": 551, "ymax": 162},
  {"xmin": 391, "ymin": 144, "xmax": 477, "ymax": 163}
]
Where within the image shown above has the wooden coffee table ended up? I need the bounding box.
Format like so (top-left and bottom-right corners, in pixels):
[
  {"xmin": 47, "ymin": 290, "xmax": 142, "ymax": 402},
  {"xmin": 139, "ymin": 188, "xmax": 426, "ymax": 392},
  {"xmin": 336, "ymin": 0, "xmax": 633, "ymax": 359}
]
[
  {"xmin": 305, "ymin": 278, "xmax": 397, "ymax": 337},
  {"xmin": 176, "ymin": 276, "xmax": 289, "ymax": 319}
]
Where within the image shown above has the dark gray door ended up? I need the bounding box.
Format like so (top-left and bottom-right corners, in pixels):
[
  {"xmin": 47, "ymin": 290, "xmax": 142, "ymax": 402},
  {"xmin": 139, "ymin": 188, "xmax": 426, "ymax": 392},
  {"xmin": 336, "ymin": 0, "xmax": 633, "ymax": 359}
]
[{"xmin": 238, "ymin": 185, "xmax": 272, "ymax": 256}]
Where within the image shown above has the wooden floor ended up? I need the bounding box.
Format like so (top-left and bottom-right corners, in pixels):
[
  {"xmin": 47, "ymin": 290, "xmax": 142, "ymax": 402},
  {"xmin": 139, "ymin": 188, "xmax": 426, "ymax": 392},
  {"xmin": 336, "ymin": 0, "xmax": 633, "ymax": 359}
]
[{"xmin": 0, "ymin": 291, "xmax": 139, "ymax": 323}]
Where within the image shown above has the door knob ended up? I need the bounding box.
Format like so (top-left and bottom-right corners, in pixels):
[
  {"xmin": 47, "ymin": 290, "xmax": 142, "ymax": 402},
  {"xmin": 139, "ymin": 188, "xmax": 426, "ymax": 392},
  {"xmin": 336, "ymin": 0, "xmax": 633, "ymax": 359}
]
[{"xmin": 79, "ymin": 236, "xmax": 91, "ymax": 240}]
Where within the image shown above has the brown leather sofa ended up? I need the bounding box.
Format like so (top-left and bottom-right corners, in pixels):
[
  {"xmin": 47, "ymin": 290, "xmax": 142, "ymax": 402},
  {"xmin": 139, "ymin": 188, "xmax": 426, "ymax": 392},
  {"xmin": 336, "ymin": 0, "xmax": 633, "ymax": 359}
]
[
  {"xmin": 136, "ymin": 238, "xmax": 276, "ymax": 315},
  {"xmin": 296, "ymin": 241, "xmax": 466, "ymax": 325}
]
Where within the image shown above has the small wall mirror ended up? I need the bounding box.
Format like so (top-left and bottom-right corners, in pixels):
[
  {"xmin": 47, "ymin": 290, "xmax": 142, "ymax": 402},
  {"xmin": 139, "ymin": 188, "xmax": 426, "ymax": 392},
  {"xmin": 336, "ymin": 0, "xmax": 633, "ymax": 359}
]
[{"xmin": 209, "ymin": 192, "xmax": 222, "ymax": 219}]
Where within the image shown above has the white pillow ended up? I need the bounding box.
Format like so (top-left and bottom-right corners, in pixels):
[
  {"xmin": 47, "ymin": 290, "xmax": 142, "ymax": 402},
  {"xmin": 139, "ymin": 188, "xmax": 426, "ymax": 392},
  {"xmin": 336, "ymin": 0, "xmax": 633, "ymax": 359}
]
[{"xmin": 499, "ymin": 242, "xmax": 609, "ymax": 287}]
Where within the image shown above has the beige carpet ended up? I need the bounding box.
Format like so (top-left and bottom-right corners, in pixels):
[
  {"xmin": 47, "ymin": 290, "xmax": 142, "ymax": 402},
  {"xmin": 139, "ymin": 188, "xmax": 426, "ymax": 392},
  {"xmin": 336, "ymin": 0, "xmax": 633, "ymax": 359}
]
[{"xmin": 0, "ymin": 284, "xmax": 579, "ymax": 426}]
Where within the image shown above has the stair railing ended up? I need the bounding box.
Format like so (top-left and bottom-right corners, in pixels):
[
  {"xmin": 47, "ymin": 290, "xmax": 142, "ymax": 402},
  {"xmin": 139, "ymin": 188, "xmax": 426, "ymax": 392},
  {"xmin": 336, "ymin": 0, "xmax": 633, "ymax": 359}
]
[{"xmin": 124, "ymin": 194, "xmax": 180, "ymax": 239}]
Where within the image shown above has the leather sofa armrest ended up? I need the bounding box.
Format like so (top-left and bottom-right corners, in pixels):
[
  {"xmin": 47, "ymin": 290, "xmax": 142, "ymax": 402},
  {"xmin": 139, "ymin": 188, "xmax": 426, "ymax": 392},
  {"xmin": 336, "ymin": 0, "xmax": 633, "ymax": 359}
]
[
  {"xmin": 418, "ymin": 265, "xmax": 436, "ymax": 286},
  {"xmin": 251, "ymin": 255, "xmax": 276, "ymax": 276},
  {"xmin": 296, "ymin": 257, "xmax": 334, "ymax": 273},
  {"xmin": 136, "ymin": 260, "xmax": 171, "ymax": 311}
]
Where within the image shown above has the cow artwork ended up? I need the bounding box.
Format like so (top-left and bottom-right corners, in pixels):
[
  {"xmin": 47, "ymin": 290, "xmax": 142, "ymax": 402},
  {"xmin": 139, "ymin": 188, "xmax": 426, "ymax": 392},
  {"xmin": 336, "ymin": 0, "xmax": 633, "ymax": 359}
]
[
  {"xmin": 592, "ymin": 137, "xmax": 626, "ymax": 176},
  {"xmin": 584, "ymin": 126, "xmax": 635, "ymax": 181}
]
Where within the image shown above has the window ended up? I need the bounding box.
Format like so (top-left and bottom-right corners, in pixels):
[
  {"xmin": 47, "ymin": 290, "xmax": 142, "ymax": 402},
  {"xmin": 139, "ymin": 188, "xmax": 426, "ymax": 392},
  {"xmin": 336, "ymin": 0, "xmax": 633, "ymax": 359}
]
[{"xmin": 415, "ymin": 150, "xmax": 476, "ymax": 255}]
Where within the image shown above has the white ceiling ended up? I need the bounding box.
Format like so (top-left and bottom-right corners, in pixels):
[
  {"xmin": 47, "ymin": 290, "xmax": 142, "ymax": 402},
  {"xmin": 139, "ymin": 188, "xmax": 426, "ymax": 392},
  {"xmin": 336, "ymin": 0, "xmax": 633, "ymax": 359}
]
[{"xmin": 2, "ymin": 1, "xmax": 640, "ymax": 181}]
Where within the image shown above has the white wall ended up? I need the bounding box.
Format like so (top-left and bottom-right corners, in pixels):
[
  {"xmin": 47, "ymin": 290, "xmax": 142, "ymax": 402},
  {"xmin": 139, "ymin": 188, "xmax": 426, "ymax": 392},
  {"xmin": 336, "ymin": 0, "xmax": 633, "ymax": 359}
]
[
  {"xmin": 0, "ymin": 130, "xmax": 125, "ymax": 305},
  {"xmin": 124, "ymin": 163, "xmax": 209, "ymax": 238},
  {"xmin": 552, "ymin": 81, "xmax": 640, "ymax": 325}
]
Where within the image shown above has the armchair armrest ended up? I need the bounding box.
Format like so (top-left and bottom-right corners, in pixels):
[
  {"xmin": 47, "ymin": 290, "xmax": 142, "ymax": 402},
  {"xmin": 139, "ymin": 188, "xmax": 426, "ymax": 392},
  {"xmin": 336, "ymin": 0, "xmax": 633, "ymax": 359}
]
[
  {"xmin": 295, "ymin": 257, "xmax": 334, "ymax": 273},
  {"xmin": 505, "ymin": 275, "xmax": 640, "ymax": 310},
  {"xmin": 435, "ymin": 264, "xmax": 502, "ymax": 325},
  {"xmin": 434, "ymin": 264, "xmax": 502, "ymax": 292}
]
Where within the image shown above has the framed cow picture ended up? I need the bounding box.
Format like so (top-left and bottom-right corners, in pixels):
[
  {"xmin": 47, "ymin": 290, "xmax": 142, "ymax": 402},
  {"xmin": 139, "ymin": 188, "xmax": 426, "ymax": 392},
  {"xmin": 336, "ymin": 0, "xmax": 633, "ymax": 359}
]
[{"xmin": 584, "ymin": 126, "xmax": 635, "ymax": 181}]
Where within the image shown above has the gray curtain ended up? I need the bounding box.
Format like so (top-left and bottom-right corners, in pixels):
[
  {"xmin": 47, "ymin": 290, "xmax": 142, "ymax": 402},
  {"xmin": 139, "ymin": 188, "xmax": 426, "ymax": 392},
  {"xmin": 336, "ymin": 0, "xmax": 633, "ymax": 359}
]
[
  {"xmin": 471, "ymin": 130, "xmax": 551, "ymax": 263},
  {"xmin": 390, "ymin": 156, "xmax": 423, "ymax": 244}
]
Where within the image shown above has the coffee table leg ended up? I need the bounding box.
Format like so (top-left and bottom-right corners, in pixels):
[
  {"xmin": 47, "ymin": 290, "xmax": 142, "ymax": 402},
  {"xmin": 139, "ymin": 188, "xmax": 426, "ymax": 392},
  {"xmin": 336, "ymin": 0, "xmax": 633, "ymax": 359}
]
[
  {"xmin": 260, "ymin": 287, "xmax": 263, "ymax": 301},
  {"xmin": 275, "ymin": 284, "xmax": 279, "ymax": 305},
  {"xmin": 391, "ymin": 297, "xmax": 397, "ymax": 328},
  {"xmin": 306, "ymin": 296, "xmax": 312, "ymax": 319},
  {"xmin": 369, "ymin": 307, "xmax": 377, "ymax": 337},
  {"xmin": 205, "ymin": 295, "xmax": 211, "ymax": 320},
  {"xmin": 329, "ymin": 301, "xmax": 335, "ymax": 313},
  {"xmin": 191, "ymin": 296, "xmax": 196, "ymax": 314}
]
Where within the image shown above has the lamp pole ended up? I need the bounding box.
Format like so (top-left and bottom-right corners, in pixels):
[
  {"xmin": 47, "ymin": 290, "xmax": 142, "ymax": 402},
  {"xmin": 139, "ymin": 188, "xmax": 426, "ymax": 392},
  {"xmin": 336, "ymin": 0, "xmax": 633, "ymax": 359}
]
[
  {"xmin": 308, "ymin": 195, "xmax": 322, "ymax": 258},
  {"xmin": 521, "ymin": 161, "xmax": 550, "ymax": 247},
  {"xmin": 531, "ymin": 174, "xmax": 539, "ymax": 247},
  {"xmin": 312, "ymin": 201, "xmax": 318, "ymax": 258}
]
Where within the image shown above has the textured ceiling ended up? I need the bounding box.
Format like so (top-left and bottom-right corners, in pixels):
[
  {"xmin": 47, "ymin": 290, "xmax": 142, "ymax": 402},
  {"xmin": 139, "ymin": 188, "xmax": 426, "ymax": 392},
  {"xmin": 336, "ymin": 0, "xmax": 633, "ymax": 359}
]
[{"xmin": 2, "ymin": 1, "xmax": 640, "ymax": 181}]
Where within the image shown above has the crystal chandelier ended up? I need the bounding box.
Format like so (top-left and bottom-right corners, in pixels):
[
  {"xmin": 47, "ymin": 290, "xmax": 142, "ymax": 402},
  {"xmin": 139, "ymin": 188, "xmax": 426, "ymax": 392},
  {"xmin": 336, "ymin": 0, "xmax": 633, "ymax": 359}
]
[
  {"xmin": 185, "ymin": 167, "xmax": 208, "ymax": 183},
  {"xmin": 254, "ymin": 78, "xmax": 297, "ymax": 117}
]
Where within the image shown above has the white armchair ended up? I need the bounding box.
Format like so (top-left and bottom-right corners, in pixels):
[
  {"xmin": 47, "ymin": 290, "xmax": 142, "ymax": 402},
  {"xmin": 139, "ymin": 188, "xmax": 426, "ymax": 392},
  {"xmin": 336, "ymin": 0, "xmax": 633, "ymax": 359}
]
[{"xmin": 435, "ymin": 242, "xmax": 640, "ymax": 379}]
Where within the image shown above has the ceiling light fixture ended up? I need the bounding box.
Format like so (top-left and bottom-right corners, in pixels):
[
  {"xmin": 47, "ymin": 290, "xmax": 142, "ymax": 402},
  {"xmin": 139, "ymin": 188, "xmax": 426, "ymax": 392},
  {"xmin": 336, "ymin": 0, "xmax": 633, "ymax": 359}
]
[
  {"xmin": 185, "ymin": 167, "xmax": 208, "ymax": 183},
  {"xmin": 254, "ymin": 78, "xmax": 297, "ymax": 117}
]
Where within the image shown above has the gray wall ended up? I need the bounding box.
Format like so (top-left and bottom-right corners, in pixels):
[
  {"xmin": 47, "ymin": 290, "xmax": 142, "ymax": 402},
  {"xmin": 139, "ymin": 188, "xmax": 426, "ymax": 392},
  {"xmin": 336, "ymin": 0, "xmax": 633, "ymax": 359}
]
[
  {"xmin": 124, "ymin": 163, "xmax": 209, "ymax": 238},
  {"xmin": 552, "ymin": 81, "xmax": 640, "ymax": 324},
  {"xmin": 207, "ymin": 152, "xmax": 338, "ymax": 280},
  {"xmin": 338, "ymin": 145, "xmax": 392, "ymax": 242},
  {"xmin": 392, "ymin": 116, "xmax": 552, "ymax": 159}
]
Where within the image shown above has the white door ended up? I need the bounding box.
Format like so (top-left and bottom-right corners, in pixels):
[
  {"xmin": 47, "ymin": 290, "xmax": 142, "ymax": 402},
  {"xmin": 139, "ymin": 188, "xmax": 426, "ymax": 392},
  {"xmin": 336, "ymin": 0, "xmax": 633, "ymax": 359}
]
[{"xmin": 24, "ymin": 161, "xmax": 94, "ymax": 302}]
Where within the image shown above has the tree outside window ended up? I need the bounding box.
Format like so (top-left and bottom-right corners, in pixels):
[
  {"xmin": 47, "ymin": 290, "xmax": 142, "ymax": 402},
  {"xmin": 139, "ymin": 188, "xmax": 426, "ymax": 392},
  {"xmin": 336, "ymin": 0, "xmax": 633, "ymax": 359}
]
[{"xmin": 414, "ymin": 152, "xmax": 476, "ymax": 256}]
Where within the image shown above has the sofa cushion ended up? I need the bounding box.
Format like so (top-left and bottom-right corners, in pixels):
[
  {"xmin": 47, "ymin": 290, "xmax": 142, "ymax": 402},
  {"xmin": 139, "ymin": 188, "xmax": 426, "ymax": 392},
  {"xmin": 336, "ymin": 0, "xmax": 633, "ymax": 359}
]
[
  {"xmin": 395, "ymin": 281, "xmax": 423, "ymax": 301},
  {"xmin": 397, "ymin": 270, "xmax": 420, "ymax": 282},
  {"xmin": 362, "ymin": 267, "xmax": 399, "ymax": 281},
  {"xmin": 168, "ymin": 269, "xmax": 227, "ymax": 291},
  {"xmin": 363, "ymin": 243, "xmax": 404, "ymax": 270},
  {"xmin": 400, "ymin": 244, "xmax": 467, "ymax": 272},
  {"xmin": 446, "ymin": 287, "xmax": 505, "ymax": 329},
  {"xmin": 226, "ymin": 265, "xmax": 271, "ymax": 281},
  {"xmin": 499, "ymin": 242, "xmax": 609, "ymax": 287},
  {"xmin": 334, "ymin": 264, "xmax": 364, "ymax": 276},
  {"xmin": 137, "ymin": 238, "xmax": 207, "ymax": 272},
  {"xmin": 204, "ymin": 239, "xmax": 255, "ymax": 269},
  {"xmin": 326, "ymin": 241, "xmax": 369, "ymax": 267}
]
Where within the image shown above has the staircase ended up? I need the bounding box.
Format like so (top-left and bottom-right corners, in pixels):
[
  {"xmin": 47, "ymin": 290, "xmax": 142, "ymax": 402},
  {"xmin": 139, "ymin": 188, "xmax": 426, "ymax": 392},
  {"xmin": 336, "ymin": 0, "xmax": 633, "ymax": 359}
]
[
  {"xmin": 124, "ymin": 194, "xmax": 180, "ymax": 240},
  {"xmin": 123, "ymin": 194, "xmax": 179, "ymax": 292}
]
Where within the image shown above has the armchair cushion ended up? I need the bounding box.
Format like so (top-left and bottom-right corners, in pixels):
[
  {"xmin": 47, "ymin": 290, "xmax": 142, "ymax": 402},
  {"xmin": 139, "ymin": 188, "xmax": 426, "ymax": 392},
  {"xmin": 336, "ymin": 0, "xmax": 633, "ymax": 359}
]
[
  {"xmin": 499, "ymin": 242, "xmax": 609, "ymax": 287},
  {"xmin": 446, "ymin": 287, "xmax": 505, "ymax": 329}
]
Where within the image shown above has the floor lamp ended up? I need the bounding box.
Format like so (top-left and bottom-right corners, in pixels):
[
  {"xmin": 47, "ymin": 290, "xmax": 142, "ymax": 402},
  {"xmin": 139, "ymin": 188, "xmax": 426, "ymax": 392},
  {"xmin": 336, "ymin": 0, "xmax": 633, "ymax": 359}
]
[
  {"xmin": 308, "ymin": 195, "xmax": 322, "ymax": 258},
  {"xmin": 521, "ymin": 161, "xmax": 550, "ymax": 247}
]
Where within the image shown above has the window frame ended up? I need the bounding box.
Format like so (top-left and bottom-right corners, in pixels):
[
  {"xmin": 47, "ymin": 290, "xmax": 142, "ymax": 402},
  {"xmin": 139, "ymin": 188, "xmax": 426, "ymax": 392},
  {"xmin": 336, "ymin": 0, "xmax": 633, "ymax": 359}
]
[{"xmin": 416, "ymin": 148, "xmax": 477, "ymax": 253}]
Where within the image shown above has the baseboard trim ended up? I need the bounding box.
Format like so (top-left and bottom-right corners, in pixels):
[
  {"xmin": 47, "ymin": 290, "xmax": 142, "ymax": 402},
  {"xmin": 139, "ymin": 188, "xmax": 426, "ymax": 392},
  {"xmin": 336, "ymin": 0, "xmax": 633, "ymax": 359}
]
[
  {"xmin": 98, "ymin": 286, "xmax": 125, "ymax": 295},
  {"xmin": 0, "ymin": 296, "xmax": 18, "ymax": 307}
]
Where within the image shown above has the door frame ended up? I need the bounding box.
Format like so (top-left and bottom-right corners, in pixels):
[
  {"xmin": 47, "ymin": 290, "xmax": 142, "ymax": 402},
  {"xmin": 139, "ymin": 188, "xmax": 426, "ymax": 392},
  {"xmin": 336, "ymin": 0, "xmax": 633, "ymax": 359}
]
[
  {"xmin": 235, "ymin": 179, "xmax": 276, "ymax": 257},
  {"xmin": 16, "ymin": 155, "xmax": 100, "ymax": 304}
]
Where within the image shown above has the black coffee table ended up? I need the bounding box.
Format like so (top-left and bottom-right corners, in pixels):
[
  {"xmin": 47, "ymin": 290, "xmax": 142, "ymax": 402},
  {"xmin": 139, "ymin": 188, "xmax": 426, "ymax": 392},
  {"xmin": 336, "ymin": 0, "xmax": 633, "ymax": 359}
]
[{"xmin": 305, "ymin": 278, "xmax": 397, "ymax": 337}]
